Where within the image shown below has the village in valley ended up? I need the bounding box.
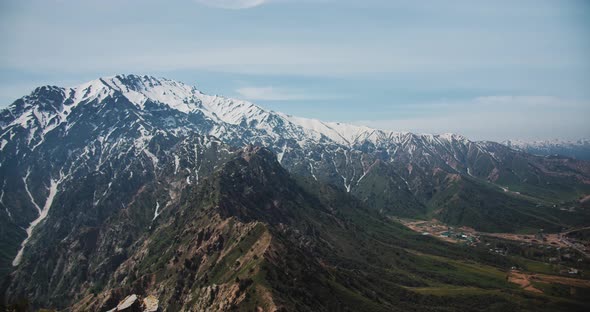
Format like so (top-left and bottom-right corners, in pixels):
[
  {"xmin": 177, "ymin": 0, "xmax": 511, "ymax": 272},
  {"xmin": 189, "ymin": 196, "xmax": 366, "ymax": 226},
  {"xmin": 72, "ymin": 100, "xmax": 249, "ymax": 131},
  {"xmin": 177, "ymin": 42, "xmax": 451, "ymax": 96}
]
[
  {"xmin": 397, "ymin": 219, "xmax": 480, "ymax": 246},
  {"xmin": 396, "ymin": 218, "xmax": 590, "ymax": 280}
]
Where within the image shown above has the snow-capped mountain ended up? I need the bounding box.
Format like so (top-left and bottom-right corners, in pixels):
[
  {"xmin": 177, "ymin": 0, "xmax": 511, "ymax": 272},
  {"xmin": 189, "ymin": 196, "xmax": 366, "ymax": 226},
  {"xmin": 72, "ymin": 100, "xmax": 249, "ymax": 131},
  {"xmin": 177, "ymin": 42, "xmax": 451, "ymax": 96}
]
[
  {"xmin": 0, "ymin": 74, "xmax": 473, "ymax": 150},
  {"xmin": 0, "ymin": 75, "xmax": 515, "ymax": 188},
  {"xmin": 0, "ymin": 74, "xmax": 500, "ymax": 202},
  {"xmin": 503, "ymin": 139, "xmax": 590, "ymax": 160},
  {"xmin": 1, "ymin": 75, "xmax": 590, "ymax": 307}
]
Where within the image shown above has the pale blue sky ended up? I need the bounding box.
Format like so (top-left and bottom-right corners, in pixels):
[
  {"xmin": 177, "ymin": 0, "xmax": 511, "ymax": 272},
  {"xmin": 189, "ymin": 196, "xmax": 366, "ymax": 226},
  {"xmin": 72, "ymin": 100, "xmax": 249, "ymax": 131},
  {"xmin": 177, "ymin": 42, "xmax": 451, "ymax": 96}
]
[{"xmin": 1, "ymin": 0, "xmax": 589, "ymax": 141}]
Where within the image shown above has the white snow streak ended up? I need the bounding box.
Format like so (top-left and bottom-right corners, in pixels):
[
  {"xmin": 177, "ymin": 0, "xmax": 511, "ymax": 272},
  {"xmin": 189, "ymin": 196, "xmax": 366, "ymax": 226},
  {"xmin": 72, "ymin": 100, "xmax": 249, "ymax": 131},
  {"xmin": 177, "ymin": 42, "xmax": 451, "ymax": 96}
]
[
  {"xmin": 144, "ymin": 149, "xmax": 159, "ymax": 169},
  {"xmin": 13, "ymin": 173, "xmax": 65, "ymax": 266},
  {"xmin": 152, "ymin": 201, "xmax": 160, "ymax": 221},
  {"xmin": 309, "ymin": 162, "xmax": 318, "ymax": 181},
  {"xmin": 277, "ymin": 144, "xmax": 287, "ymax": 164},
  {"xmin": 356, "ymin": 167, "xmax": 371, "ymax": 186},
  {"xmin": 22, "ymin": 170, "xmax": 42, "ymax": 215},
  {"xmin": 174, "ymin": 154, "xmax": 180, "ymax": 174},
  {"xmin": 0, "ymin": 185, "xmax": 12, "ymax": 221}
]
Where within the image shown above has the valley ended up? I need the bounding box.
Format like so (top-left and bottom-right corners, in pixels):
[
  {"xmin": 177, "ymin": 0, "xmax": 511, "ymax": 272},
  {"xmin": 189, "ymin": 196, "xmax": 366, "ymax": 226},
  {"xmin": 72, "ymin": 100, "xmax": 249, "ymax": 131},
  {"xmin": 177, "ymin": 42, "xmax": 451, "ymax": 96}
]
[
  {"xmin": 400, "ymin": 217, "xmax": 590, "ymax": 299},
  {"xmin": 399, "ymin": 218, "xmax": 590, "ymax": 256},
  {"xmin": 507, "ymin": 270, "xmax": 590, "ymax": 294}
]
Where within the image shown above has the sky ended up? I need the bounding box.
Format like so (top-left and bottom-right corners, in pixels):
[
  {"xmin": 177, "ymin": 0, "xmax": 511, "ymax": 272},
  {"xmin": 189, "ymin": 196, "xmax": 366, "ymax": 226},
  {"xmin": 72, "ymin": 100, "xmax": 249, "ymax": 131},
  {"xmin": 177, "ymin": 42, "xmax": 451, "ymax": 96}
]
[{"xmin": 0, "ymin": 0, "xmax": 589, "ymax": 141}]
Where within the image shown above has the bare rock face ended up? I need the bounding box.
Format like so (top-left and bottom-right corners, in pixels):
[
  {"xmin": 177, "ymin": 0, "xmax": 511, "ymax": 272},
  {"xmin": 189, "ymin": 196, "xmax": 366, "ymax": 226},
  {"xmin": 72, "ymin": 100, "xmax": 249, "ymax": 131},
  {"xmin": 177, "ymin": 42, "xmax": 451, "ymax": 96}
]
[
  {"xmin": 142, "ymin": 295, "xmax": 159, "ymax": 312},
  {"xmin": 118, "ymin": 295, "xmax": 141, "ymax": 312},
  {"xmin": 105, "ymin": 294, "xmax": 159, "ymax": 312},
  {"xmin": 192, "ymin": 283, "xmax": 248, "ymax": 312}
]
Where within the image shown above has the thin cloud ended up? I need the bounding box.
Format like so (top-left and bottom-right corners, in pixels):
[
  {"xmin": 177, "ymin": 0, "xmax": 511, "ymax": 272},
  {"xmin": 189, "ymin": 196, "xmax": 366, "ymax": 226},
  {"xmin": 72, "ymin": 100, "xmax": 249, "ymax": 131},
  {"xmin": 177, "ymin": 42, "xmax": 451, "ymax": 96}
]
[
  {"xmin": 352, "ymin": 96, "xmax": 590, "ymax": 141},
  {"xmin": 235, "ymin": 86, "xmax": 322, "ymax": 101},
  {"xmin": 473, "ymin": 96, "xmax": 574, "ymax": 108},
  {"xmin": 194, "ymin": 0, "xmax": 268, "ymax": 9}
]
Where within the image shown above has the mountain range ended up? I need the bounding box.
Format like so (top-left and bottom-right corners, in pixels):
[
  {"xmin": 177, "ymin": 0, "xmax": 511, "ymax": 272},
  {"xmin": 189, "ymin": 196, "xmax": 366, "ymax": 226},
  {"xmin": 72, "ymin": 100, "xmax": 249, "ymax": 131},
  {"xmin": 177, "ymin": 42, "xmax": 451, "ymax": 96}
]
[
  {"xmin": 503, "ymin": 139, "xmax": 590, "ymax": 161},
  {"xmin": 1, "ymin": 74, "xmax": 589, "ymax": 311}
]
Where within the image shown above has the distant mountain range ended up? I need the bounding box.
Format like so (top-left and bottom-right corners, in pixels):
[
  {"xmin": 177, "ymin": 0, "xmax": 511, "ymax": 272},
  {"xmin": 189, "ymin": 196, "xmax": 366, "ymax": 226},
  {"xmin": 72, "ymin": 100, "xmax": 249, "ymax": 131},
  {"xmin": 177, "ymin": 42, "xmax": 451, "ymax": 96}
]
[
  {"xmin": 1, "ymin": 75, "xmax": 589, "ymax": 310},
  {"xmin": 503, "ymin": 139, "xmax": 590, "ymax": 160}
]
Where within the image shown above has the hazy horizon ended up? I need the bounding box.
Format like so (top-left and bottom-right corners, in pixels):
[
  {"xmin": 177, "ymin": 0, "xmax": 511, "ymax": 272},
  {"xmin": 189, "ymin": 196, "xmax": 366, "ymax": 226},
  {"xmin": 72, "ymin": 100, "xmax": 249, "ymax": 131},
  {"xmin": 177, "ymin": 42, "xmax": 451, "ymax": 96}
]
[{"xmin": 1, "ymin": 0, "xmax": 589, "ymax": 141}]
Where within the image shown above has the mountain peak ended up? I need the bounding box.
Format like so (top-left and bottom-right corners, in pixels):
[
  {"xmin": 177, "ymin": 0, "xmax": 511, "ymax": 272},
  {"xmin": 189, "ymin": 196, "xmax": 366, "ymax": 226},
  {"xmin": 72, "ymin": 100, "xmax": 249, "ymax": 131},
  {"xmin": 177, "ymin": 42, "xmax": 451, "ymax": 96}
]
[
  {"xmin": 438, "ymin": 132, "xmax": 469, "ymax": 142},
  {"xmin": 238, "ymin": 145, "xmax": 281, "ymax": 165},
  {"xmin": 66, "ymin": 74, "xmax": 202, "ymax": 112},
  {"xmin": 2, "ymin": 75, "xmax": 482, "ymax": 153}
]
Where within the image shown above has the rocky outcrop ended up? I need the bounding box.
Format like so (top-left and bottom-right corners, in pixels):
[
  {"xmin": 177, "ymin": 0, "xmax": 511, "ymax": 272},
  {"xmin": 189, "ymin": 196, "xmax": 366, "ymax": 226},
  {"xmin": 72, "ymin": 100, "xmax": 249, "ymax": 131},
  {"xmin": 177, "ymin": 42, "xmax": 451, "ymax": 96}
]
[
  {"xmin": 105, "ymin": 294, "xmax": 159, "ymax": 312},
  {"xmin": 142, "ymin": 295, "xmax": 159, "ymax": 312}
]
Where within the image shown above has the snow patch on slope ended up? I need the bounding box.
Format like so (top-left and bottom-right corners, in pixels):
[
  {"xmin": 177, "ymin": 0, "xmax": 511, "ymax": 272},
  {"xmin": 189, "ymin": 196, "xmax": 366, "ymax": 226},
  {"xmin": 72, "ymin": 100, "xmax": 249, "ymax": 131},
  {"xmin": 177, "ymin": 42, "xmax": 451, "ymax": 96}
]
[
  {"xmin": 152, "ymin": 201, "xmax": 160, "ymax": 221},
  {"xmin": 13, "ymin": 175, "xmax": 65, "ymax": 266},
  {"xmin": 2, "ymin": 74, "xmax": 474, "ymax": 154}
]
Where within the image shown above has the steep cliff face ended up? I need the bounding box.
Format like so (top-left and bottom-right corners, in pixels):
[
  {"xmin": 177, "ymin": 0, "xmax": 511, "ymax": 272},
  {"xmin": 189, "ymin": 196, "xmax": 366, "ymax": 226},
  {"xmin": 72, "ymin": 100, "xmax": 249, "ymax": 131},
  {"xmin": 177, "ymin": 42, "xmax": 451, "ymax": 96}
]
[
  {"xmin": 0, "ymin": 103, "xmax": 232, "ymax": 307},
  {"xmin": 67, "ymin": 146, "xmax": 359, "ymax": 311}
]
